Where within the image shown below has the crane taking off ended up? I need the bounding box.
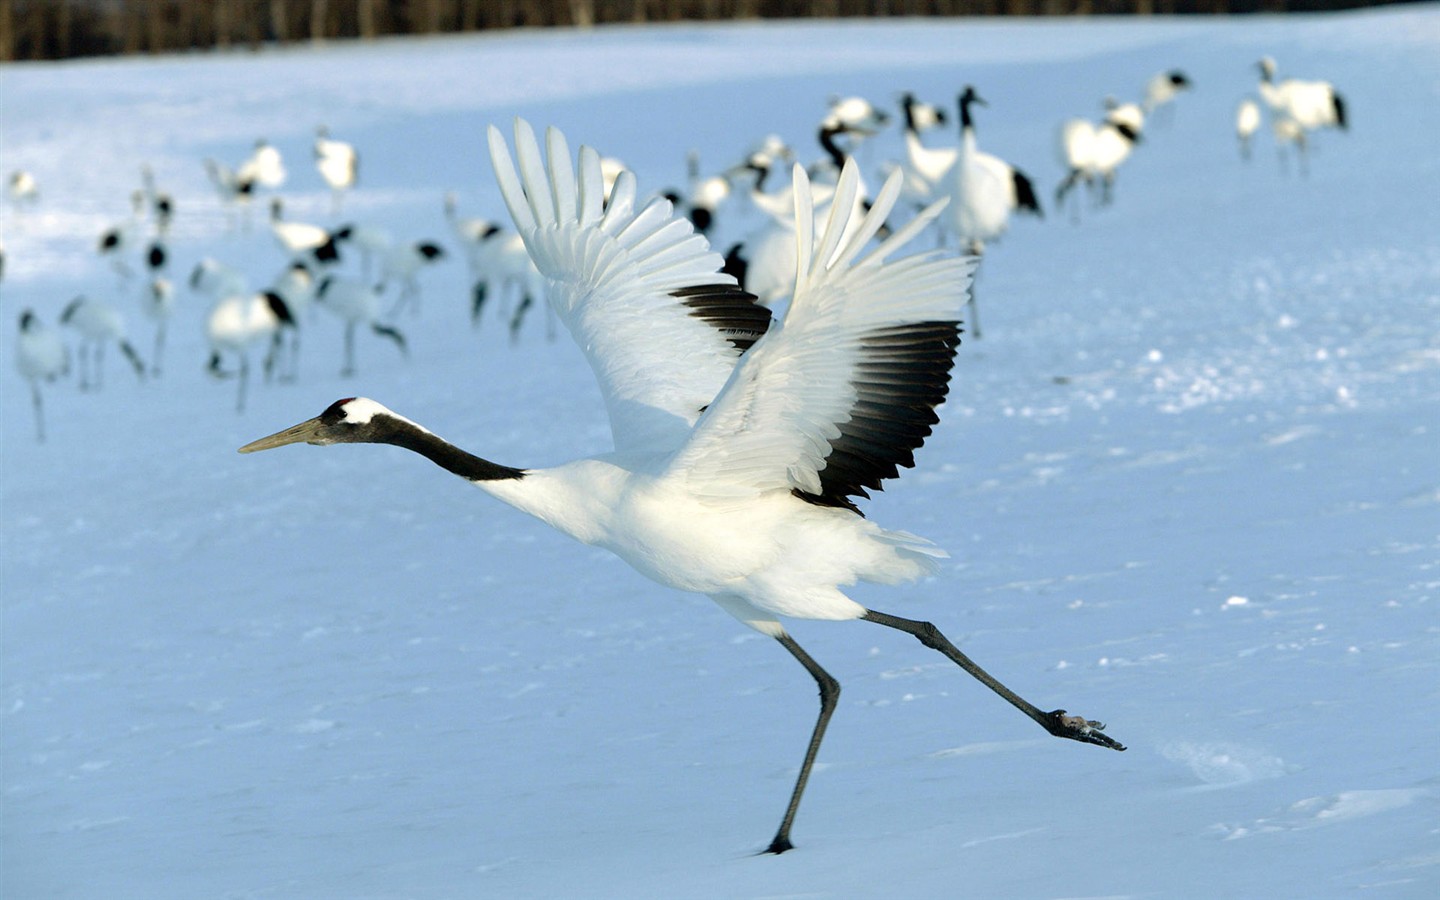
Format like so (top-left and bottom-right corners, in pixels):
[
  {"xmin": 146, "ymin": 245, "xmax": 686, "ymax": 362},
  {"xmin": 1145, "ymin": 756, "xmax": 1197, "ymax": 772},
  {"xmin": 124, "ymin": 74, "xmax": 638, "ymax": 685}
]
[{"xmin": 240, "ymin": 119, "xmax": 1124, "ymax": 854}]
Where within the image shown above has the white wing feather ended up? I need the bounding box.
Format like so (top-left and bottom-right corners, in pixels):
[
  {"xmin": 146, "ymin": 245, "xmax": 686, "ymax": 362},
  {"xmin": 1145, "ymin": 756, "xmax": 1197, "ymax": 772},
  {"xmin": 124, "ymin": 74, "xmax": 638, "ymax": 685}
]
[
  {"xmin": 487, "ymin": 119, "xmax": 768, "ymax": 454},
  {"xmin": 667, "ymin": 159, "xmax": 976, "ymax": 501}
]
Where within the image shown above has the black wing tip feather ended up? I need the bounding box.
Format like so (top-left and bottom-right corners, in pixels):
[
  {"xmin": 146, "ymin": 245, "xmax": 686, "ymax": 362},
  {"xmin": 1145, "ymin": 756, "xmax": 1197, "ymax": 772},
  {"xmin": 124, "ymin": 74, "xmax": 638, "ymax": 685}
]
[
  {"xmin": 672, "ymin": 283, "xmax": 773, "ymax": 353},
  {"xmin": 798, "ymin": 320, "xmax": 963, "ymax": 516},
  {"xmin": 1013, "ymin": 169, "xmax": 1043, "ymax": 217}
]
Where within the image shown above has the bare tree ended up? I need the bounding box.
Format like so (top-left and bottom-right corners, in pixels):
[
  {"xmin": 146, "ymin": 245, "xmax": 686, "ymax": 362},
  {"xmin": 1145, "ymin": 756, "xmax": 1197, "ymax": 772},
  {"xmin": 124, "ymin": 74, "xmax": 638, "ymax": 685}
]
[
  {"xmin": 358, "ymin": 0, "xmax": 377, "ymax": 38},
  {"xmin": 0, "ymin": 0, "xmax": 15, "ymax": 62},
  {"xmin": 269, "ymin": 0, "xmax": 290, "ymax": 41},
  {"xmin": 570, "ymin": 0, "xmax": 596, "ymax": 27},
  {"xmin": 310, "ymin": 0, "xmax": 328, "ymax": 41}
]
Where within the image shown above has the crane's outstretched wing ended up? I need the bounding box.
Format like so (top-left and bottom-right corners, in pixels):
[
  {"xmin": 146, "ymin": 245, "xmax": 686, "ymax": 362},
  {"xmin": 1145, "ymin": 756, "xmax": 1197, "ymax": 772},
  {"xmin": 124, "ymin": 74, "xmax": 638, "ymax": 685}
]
[
  {"xmin": 487, "ymin": 119, "xmax": 771, "ymax": 453},
  {"xmin": 666, "ymin": 160, "xmax": 977, "ymax": 513}
]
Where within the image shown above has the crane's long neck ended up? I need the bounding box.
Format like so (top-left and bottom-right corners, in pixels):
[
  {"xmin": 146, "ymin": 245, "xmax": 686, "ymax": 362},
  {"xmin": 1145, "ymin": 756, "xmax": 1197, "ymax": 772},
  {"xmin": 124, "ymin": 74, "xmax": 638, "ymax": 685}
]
[
  {"xmin": 958, "ymin": 96, "xmax": 979, "ymax": 156},
  {"xmin": 902, "ymin": 96, "xmax": 920, "ymax": 135},
  {"xmin": 371, "ymin": 415, "xmax": 617, "ymax": 546},
  {"xmin": 381, "ymin": 418, "xmax": 526, "ymax": 483},
  {"xmin": 818, "ymin": 125, "xmax": 848, "ymax": 171}
]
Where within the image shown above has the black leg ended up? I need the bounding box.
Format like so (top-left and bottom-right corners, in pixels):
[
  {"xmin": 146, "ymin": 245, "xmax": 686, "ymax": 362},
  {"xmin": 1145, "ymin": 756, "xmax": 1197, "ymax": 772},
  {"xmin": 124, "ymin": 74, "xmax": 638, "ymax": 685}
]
[
  {"xmin": 862, "ymin": 610, "xmax": 1125, "ymax": 752},
  {"xmin": 236, "ymin": 353, "xmax": 249, "ymax": 414},
  {"xmin": 342, "ymin": 322, "xmax": 356, "ymax": 377},
  {"xmin": 31, "ymin": 382, "xmax": 45, "ymax": 443},
  {"xmin": 509, "ymin": 294, "xmax": 533, "ymax": 345},
  {"xmin": 765, "ymin": 632, "xmax": 841, "ymax": 855},
  {"xmin": 967, "ymin": 266, "xmax": 982, "ymax": 341},
  {"xmin": 119, "ymin": 339, "xmax": 146, "ymax": 381},
  {"xmin": 471, "ymin": 281, "xmax": 488, "ymax": 325}
]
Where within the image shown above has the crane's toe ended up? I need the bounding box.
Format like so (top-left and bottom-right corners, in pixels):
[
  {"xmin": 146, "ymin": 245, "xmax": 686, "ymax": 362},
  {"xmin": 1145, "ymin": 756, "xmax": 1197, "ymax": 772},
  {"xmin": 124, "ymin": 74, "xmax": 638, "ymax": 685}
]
[
  {"xmin": 1045, "ymin": 709, "xmax": 1126, "ymax": 751},
  {"xmin": 762, "ymin": 836, "xmax": 795, "ymax": 856}
]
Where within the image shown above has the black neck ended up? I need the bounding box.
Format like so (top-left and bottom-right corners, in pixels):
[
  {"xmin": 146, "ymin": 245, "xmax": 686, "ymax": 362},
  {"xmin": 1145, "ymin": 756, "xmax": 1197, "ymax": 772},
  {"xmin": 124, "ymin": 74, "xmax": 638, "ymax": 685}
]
[
  {"xmin": 749, "ymin": 161, "xmax": 770, "ymax": 192},
  {"xmin": 818, "ymin": 125, "xmax": 847, "ymax": 170},
  {"xmin": 959, "ymin": 94, "xmax": 976, "ymax": 132},
  {"xmin": 901, "ymin": 94, "xmax": 918, "ymax": 133},
  {"xmin": 384, "ymin": 419, "xmax": 525, "ymax": 483}
]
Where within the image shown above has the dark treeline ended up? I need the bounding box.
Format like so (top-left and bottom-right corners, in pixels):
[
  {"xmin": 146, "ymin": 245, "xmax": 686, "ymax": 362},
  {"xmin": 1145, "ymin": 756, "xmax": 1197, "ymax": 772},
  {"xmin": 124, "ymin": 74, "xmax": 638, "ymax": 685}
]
[{"xmin": 0, "ymin": 0, "xmax": 1415, "ymax": 62}]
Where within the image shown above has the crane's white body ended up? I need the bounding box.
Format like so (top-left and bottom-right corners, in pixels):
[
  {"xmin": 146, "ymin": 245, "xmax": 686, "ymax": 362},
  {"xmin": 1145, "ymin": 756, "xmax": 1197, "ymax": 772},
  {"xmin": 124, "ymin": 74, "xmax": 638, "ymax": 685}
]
[
  {"xmin": 380, "ymin": 240, "xmax": 445, "ymax": 315},
  {"xmin": 1142, "ymin": 70, "xmax": 1190, "ymax": 115},
  {"xmin": 826, "ymin": 95, "xmax": 888, "ymax": 135},
  {"xmin": 61, "ymin": 294, "xmax": 145, "ymax": 389},
  {"xmin": 269, "ymin": 262, "xmax": 315, "ymax": 319},
  {"xmin": 142, "ymin": 276, "xmax": 176, "ymax": 375},
  {"xmin": 1236, "ymin": 98, "xmax": 1262, "ymax": 158},
  {"xmin": 444, "ymin": 192, "xmax": 493, "ymax": 275},
  {"xmin": 482, "ymin": 458, "xmax": 935, "ymax": 629},
  {"xmin": 207, "ymin": 292, "xmax": 281, "ymax": 355},
  {"xmin": 315, "ymin": 126, "xmax": 358, "ymax": 211},
  {"xmin": 947, "ymin": 135, "xmax": 1015, "ymax": 251},
  {"xmin": 17, "ymin": 312, "xmax": 69, "ymax": 384},
  {"xmin": 316, "ymin": 274, "xmax": 383, "ymax": 325},
  {"xmin": 204, "ymin": 157, "xmax": 255, "ymax": 229},
  {"xmin": 1258, "ymin": 57, "xmax": 1345, "ymax": 132},
  {"xmin": 97, "ymin": 191, "xmax": 146, "ymax": 280},
  {"xmin": 143, "ymin": 277, "xmax": 176, "ymax": 323},
  {"xmin": 480, "ymin": 121, "xmax": 971, "ymax": 634},
  {"xmin": 206, "ymin": 291, "xmax": 290, "ymax": 410},
  {"xmin": 898, "ymin": 127, "xmax": 957, "ymax": 208},
  {"xmin": 315, "ymin": 128, "xmax": 357, "ymax": 187},
  {"xmin": 1056, "ymin": 105, "xmax": 1141, "ymax": 211},
  {"xmin": 270, "ymin": 199, "xmax": 331, "ymax": 257},
  {"xmin": 241, "ymin": 120, "xmax": 1121, "ymax": 852},
  {"xmin": 944, "ymin": 97, "xmax": 1031, "ymax": 253},
  {"xmin": 8, "ymin": 170, "xmax": 39, "ymax": 209},
  {"xmin": 380, "ymin": 241, "xmax": 443, "ymax": 285},
  {"xmin": 238, "ymin": 139, "xmax": 286, "ymax": 189},
  {"xmin": 191, "ymin": 257, "xmax": 249, "ymax": 300},
  {"xmin": 467, "ymin": 224, "xmax": 547, "ymax": 335},
  {"xmin": 732, "ymin": 170, "xmax": 870, "ymax": 308},
  {"xmin": 16, "ymin": 310, "xmax": 70, "ymax": 441},
  {"xmin": 313, "ymin": 274, "xmax": 406, "ymax": 376},
  {"xmin": 335, "ymin": 221, "xmax": 393, "ymax": 271},
  {"xmin": 61, "ymin": 294, "xmax": 129, "ymax": 344}
]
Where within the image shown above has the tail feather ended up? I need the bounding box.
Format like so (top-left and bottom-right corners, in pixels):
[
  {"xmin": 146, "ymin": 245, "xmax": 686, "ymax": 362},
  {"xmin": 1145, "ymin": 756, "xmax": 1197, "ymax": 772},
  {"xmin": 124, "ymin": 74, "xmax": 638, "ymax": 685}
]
[{"xmin": 1012, "ymin": 168, "xmax": 1043, "ymax": 218}]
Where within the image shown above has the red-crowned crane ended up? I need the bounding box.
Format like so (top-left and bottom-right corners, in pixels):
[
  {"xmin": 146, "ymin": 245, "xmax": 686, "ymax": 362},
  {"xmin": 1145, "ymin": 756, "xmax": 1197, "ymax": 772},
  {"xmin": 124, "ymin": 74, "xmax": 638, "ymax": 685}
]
[{"xmin": 240, "ymin": 119, "xmax": 1122, "ymax": 855}]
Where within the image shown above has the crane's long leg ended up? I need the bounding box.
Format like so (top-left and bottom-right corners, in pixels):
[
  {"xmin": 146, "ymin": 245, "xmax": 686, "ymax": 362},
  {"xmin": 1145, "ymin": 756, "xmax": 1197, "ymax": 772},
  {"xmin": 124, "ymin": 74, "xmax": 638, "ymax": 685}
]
[
  {"xmin": 236, "ymin": 353, "xmax": 250, "ymax": 414},
  {"xmin": 766, "ymin": 632, "xmax": 840, "ymax": 855},
  {"xmin": 31, "ymin": 382, "xmax": 45, "ymax": 443},
  {"xmin": 966, "ymin": 245, "xmax": 984, "ymax": 340},
  {"xmin": 342, "ymin": 321, "xmax": 357, "ymax": 377},
  {"xmin": 862, "ymin": 610, "xmax": 1125, "ymax": 752},
  {"xmin": 152, "ymin": 321, "xmax": 166, "ymax": 377}
]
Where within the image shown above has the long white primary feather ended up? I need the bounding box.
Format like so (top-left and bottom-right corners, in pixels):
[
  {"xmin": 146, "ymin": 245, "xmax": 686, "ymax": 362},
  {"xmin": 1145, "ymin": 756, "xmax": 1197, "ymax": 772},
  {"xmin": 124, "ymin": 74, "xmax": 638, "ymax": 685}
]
[
  {"xmin": 487, "ymin": 119, "xmax": 768, "ymax": 455},
  {"xmin": 669, "ymin": 159, "xmax": 974, "ymax": 501}
]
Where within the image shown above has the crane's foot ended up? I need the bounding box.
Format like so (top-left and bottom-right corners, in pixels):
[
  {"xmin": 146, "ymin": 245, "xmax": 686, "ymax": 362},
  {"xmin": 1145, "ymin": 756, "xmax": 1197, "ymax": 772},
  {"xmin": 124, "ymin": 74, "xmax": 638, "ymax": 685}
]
[
  {"xmin": 761, "ymin": 835, "xmax": 794, "ymax": 856},
  {"xmin": 1045, "ymin": 709, "xmax": 1126, "ymax": 751}
]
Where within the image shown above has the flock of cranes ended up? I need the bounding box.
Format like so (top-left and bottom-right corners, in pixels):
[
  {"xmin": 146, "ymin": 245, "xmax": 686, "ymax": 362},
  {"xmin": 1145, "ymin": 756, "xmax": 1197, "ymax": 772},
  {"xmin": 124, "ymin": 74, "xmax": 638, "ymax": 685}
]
[
  {"xmin": 9, "ymin": 122, "xmax": 453, "ymax": 429},
  {"xmin": 9, "ymin": 54, "xmax": 1348, "ymax": 443},
  {"xmin": 7, "ymin": 47, "xmax": 1351, "ymax": 853}
]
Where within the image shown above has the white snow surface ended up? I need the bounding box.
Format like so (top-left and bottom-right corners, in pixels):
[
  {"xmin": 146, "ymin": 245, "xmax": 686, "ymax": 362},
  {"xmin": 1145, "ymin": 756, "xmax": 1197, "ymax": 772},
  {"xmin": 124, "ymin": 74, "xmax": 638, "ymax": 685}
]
[{"xmin": 4, "ymin": 8, "xmax": 1440, "ymax": 898}]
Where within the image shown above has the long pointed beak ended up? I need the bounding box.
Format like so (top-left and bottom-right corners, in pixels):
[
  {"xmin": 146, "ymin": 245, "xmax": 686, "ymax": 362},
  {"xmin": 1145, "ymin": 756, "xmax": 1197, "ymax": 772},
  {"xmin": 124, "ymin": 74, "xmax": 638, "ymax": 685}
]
[{"xmin": 238, "ymin": 416, "xmax": 327, "ymax": 453}]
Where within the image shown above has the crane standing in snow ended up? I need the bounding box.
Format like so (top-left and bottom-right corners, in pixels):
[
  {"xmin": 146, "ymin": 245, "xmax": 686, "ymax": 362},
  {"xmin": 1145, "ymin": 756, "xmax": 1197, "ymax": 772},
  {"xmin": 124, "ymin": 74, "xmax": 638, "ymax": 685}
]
[
  {"xmin": 315, "ymin": 126, "xmax": 359, "ymax": 214},
  {"xmin": 943, "ymin": 86, "xmax": 1043, "ymax": 338},
  {"xmin": 240, "ymin": 120, "xmax": 1124, "ymax": 854},
  {"xmin": 16, "ymin": 309, "xmax": 70, "ymax": 441}
]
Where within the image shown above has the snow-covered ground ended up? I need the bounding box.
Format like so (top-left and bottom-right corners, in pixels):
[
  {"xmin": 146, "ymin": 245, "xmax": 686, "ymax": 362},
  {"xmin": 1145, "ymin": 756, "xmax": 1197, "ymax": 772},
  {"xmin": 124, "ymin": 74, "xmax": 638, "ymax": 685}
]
[{"xmin": 4, "ymin": 7, "xmax": 1439, "ymax": 898}]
